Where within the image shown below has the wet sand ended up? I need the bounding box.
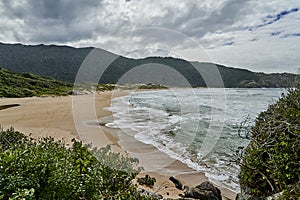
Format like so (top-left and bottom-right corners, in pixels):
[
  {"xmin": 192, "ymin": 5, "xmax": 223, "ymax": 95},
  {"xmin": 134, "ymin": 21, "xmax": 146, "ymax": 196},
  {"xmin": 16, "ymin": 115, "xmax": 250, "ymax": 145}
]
[{"xmin": 0, "ymin": 91, "xmax": 236, "ymax": 199}]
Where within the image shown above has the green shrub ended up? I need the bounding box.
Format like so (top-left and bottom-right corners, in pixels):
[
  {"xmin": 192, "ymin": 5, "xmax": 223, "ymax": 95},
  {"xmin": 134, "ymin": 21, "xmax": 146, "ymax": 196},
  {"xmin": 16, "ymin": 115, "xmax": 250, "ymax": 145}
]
[
  {"xmin": 0, "ymin": 128, "xmax": 153, "ymax": 199},
  {"xmin": 97, "ymin": 84, "xmax": 116, "ymax": 91},
  {"xmin": 239, "ymin": 85, "xmax": 300, "ymax": 198},
  {"xmin": 0, "ymin": 127, "xmax": 27, "ymax": 152},
  {"xmin": 0, "ymin": 67, "xmax": 72, "ymax": 98},
  {"xmin": 137, "ymin": 175, "xmax": 156, "ymax": 187}
]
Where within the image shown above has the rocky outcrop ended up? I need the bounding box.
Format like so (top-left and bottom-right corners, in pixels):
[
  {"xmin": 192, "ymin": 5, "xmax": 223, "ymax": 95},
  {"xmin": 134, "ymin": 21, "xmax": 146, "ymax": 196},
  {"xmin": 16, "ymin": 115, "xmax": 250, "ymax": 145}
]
[
  {"xmin": 140, "ymin": 176, "xmax": 223, "ymax": 200},
  {"xmin": 169, "ymin": 176, "xmax": 184, "ymax": 190},
  {"xmin": 184, "ymin": 187, "xmax": 218, "ymax": 199},
  {"xmin": 195, "ymin": 181, "xmax": 222, "ymax": 200},
  {"xmin": 178, "ymin": 181, "xmax": 222, "ymax": 200}
]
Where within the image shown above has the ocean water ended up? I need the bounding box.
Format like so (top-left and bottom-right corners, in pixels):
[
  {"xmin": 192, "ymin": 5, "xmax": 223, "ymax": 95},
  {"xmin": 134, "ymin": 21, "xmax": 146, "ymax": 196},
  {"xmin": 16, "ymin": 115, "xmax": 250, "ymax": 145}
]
[{"xmin": 105, "ymin": 88, "xmax": 285, "ymax": 192}]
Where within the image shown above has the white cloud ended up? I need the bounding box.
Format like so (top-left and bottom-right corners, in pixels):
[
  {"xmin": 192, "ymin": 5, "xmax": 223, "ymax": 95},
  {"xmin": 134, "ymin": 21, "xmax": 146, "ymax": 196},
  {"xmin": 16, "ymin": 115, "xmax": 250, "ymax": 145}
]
[{"xmin": 0, "ymin": 0, "xmax": 299, "ymax": 72}]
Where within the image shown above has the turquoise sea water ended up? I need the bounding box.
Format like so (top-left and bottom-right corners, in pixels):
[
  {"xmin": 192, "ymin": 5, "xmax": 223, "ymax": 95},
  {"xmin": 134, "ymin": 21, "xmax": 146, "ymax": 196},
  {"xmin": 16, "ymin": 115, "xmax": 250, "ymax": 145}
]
[{"xmin": 105, "ymin": 88, "xmax": 285, "ymax": 192}]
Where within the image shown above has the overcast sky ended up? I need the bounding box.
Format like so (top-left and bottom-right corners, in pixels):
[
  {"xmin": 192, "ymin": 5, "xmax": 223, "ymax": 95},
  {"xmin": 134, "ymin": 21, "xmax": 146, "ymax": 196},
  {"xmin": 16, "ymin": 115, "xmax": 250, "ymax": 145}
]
[{"xmin": 0, "ymin": 0, "xmax": 299, "ymax": 73}]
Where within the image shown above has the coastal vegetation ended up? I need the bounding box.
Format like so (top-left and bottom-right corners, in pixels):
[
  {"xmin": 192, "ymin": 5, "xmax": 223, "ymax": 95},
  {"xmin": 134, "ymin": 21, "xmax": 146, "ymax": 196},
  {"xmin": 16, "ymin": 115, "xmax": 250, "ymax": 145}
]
[
  {"xmin": 0, "ymin": 67, "xmax": 167, "ymax": 98},
  {"xmin": 0, "ymin": 128, "xmax": 153, "ymax": 200},
  {"xmin": 137, "ymin": 175, "xmax": 156, "ymax": 187},
  {"xmin": 1, "ymin": 42, "xmax": 299, "ymax": 199},
  {"xmin": 96, "ymin": 83, "xmax": 168, "ymax": 91},
  {"xmin": 0, "ymin": 67, "xmax": 72, "ymax": 97},
  {"xmin": 238, "ymin": 85, "xmax": 300, "ymax": 199}
]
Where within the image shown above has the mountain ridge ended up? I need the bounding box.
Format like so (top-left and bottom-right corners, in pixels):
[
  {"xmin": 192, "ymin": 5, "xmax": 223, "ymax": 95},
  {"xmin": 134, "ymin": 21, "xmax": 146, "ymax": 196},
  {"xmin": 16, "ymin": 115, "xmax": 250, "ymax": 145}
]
[{"xmin": 0, "ymin": 42, "xmax": 298, "ymax": 88}]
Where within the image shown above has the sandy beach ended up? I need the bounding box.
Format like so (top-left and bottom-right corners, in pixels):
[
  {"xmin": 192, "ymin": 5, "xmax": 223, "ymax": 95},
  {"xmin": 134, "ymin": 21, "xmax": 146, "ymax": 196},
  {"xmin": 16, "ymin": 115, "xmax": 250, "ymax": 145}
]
[{"xmin": 0, "ymin": 91, "xmax": 236, "ymax": 199}]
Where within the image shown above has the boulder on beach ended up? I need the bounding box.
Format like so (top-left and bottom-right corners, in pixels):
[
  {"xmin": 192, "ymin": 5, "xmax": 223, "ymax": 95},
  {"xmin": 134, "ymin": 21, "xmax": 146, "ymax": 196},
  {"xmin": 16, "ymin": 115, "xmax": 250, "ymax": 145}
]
[
  {"xmin": 181, "ymin": 181, "xmax": 222, "ymax": 200},
  {"xmin": 195, "ymin": 181, "xmax": 222, "ymax": 200},
  {"xmin": 169, "ymin": 176, "xmax": 184, "ymax": 190}
]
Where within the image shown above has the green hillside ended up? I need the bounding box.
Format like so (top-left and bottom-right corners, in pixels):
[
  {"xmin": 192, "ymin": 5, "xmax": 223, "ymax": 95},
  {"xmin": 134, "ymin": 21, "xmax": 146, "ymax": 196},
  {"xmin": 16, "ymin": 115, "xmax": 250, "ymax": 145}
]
[
  {"xmin": 0, "ymin": 42, "xmax": 299, "ymax": 88},
  {"xmin": 0, "ymin": 67, "xmax": 72, "ymax": 98}
]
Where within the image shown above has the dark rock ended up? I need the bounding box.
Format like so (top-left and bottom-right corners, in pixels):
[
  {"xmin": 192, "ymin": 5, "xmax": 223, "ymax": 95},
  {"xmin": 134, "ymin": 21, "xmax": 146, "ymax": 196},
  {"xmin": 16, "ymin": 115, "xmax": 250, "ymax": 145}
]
[
  {"xmin": 195, "ymin": 181, "xmax": 222, "ymax": 200},
  {"xmin": 181, "ymin": 187, "xmax": 193, "ymax": 198},
  {"xmin": 169, "ymin": 176, "xmax": 184, "ymax": 190},
  {"xmin": 181, "ymin": 181, "xmax": 222, "ymax": 200},
  {"xmin": 98, "ymin": 121, "xmax": 107, "ymax": 126},
  {"xmin": 182, "ymin": 187, "xmax": 217, "ymax": 200},
  {"xmin": 192, "ymin": 188, "xmax": 218, "ymax": 199},
  {"xmin": 68, "ymin": 90, "xmax": 75, "ymax": 95}
]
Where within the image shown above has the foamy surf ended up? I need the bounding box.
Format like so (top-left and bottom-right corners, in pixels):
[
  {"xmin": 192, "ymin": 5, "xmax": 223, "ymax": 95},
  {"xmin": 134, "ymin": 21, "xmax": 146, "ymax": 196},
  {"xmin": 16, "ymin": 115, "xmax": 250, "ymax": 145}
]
[{"xmin": 103, "ymin": 88, "xmax": 284, "ymax": 193}]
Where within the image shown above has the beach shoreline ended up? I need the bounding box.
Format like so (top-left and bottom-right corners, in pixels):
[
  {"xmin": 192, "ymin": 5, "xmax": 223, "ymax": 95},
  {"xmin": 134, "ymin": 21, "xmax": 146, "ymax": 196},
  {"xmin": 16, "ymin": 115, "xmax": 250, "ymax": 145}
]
[{"xmin": 0, "ymin": 91, "xmax": 237, "ymax": 199}]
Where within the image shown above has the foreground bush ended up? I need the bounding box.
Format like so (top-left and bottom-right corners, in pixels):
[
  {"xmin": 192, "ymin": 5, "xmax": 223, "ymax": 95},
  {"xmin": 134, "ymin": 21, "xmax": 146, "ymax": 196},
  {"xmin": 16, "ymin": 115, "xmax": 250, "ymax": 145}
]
[
  {"xmin": 239, "ymin": 86, "xmax": 300, "ymax": 199},
  {"xmin": 0, "ymin": 128, "xmax": 153, "ymax": 199}
]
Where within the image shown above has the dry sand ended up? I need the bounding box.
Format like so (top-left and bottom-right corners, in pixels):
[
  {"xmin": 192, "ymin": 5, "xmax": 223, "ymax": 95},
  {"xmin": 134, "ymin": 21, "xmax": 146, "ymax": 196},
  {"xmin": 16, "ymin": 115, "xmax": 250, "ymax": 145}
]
[{"xmin": 0, "ymin": 91, "xmax": 236, "ymax": 199}]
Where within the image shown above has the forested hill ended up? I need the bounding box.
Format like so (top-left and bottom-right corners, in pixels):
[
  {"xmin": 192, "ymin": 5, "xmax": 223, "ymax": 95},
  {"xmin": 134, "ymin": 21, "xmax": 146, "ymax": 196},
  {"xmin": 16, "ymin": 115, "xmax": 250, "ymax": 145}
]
[
  {"xmin": 0, "ymin": 67, "xmax": 72, "ymax": 97},
  {"xmin": 0, "ymin": 42, "xmax": 299, "ymax": 88},
  {"xmin": 0, "ymin": 42, "xmax": 93, "ymax": 83}
]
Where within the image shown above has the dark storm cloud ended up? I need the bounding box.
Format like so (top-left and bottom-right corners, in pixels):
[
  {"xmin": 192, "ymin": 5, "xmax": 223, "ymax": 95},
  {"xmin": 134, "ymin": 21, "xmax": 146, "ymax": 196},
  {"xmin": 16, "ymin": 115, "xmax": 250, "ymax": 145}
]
[
  {"xmin": 148, "ymin": 1, "xmax": 248, "ymax": 39},
  {"xmin": 0, "ymin": 0, "xmax": 250, "ymax": 44},
  {"xmin": 0, "ymin": 0, "xmax": 299, "ymax": 46},
  {"xmin": 0, "ymin": 0, "xmax": 104, "ymax": 43},
  {"xmin": 2, "ymin": 0, "xmax": 103, "ymax": 23},
  {"xmin": 0, "ymin": 0, "xmax": 300, "ymax": 73}
]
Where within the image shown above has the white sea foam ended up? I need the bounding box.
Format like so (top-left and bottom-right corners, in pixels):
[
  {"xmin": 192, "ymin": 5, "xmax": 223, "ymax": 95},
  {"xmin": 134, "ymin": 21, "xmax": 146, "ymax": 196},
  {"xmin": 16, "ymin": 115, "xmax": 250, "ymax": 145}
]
[{"xmin": 103, "ymin": 88, "xmax": 285, "ymax": 193}]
